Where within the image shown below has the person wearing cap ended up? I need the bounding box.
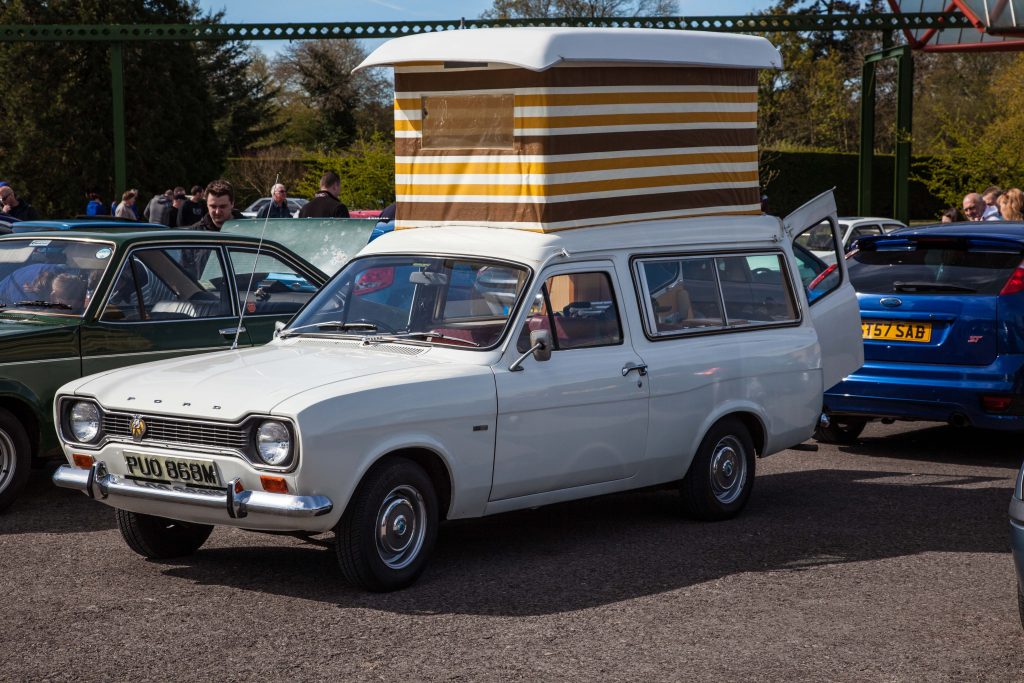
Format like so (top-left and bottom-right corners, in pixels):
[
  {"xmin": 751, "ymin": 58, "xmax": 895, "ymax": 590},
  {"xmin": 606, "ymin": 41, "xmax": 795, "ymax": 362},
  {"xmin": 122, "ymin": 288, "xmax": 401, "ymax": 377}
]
[{"xmin": 0, "ymin": 186, "xmax": 38, "ymax": 221}]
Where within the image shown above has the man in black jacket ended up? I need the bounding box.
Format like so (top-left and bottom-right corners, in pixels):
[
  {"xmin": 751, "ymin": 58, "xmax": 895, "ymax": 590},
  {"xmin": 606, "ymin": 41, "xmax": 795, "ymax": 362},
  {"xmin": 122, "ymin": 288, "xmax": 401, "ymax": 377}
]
[
  {"xmin": 188, "ymin": 179, "xmax": 243, "ymax": 232},
  {"xmin": 298, "ymin": 171, "xmax": 350, "ymax": 218},
  {"xmin": 0, "ymin": 186, "xmax": 38, "ymax": 221},
  {"xmin": 178, "ymin": 185, "xmax": 206, "ymax": 227}
]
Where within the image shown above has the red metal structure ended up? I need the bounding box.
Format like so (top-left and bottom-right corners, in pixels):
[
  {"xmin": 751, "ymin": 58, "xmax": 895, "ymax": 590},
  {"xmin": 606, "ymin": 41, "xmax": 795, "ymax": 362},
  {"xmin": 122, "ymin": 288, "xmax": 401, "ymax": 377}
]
[{"xmin": 891, "ymin": 0, "xmax": 1024, "ymax": 50}]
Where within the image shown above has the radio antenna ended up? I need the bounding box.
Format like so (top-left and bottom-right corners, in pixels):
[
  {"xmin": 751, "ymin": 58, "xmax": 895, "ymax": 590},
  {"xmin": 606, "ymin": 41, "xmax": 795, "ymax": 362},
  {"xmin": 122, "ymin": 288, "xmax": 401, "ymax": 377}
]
[{"xmin": 231, "ymin": 173, "xmax": 279, "ymax": 351}]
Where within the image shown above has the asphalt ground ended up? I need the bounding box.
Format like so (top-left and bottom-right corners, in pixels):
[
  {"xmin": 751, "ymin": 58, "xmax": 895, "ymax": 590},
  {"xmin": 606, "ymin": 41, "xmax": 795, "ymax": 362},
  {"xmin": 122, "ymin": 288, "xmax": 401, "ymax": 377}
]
[{"xmin": 2, "ymin": 421, "xmax": 1023, "ymax": 681}]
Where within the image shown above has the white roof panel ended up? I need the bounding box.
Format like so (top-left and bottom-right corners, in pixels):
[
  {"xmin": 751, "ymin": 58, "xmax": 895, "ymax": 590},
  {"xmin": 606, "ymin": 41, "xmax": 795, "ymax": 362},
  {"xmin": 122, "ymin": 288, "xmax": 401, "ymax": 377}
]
[{"xmin": 355, "ymin": 27, "xmax": 783, "ymax": 72}]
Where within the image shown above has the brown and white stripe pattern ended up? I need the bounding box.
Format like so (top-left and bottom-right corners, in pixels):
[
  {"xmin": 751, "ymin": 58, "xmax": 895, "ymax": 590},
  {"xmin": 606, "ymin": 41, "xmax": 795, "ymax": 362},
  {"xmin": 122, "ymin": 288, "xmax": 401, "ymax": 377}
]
[{"xmin": 394, "ymin": 64, "xmax": 762, "ymax": 232}]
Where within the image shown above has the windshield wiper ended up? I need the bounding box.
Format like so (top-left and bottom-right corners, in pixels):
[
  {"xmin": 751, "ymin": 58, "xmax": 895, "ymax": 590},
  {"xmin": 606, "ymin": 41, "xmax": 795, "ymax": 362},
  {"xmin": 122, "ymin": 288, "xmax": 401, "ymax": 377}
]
[
  {"xmin": 279, "ymin": 321, "xmax": 378, "ymax": 339},
  {"xmin": 892, "ymin": 281, "xmax": 977, "ymax": 294},
  {"xmin": 367, "ymin": 330, "xmax": 481, "ymax": 347},
  {"xmin": 5, "ymin": 300, "xmax": 73, "ymax": 310}
]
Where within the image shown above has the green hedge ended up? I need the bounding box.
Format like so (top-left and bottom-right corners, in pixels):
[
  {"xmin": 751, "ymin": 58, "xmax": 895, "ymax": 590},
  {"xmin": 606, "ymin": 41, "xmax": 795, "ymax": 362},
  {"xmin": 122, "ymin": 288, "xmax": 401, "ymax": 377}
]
[{"xmin": 761, "ymin": 150, "xmax": 945, "ymax": 221}]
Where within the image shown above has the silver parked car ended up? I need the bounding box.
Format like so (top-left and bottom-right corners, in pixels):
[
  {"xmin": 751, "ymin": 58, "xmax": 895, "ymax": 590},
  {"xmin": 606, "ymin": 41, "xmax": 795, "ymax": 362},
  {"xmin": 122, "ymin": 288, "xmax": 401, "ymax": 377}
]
[{"xmin": 795, "ymin": 216, "xmax": 907, "ymax": 264}]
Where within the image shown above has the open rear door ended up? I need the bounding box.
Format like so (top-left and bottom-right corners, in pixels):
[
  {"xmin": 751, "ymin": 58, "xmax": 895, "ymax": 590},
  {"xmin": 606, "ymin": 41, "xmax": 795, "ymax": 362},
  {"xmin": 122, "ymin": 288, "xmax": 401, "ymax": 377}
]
[{"xmin": 784, "ymin": 190, "xmax": 864, "ymax": 389}]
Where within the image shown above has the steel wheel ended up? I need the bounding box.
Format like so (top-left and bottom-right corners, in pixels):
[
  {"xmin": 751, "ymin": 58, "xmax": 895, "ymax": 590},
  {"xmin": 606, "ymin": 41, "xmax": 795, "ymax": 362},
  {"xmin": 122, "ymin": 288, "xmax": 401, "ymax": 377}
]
[
  {"xmin": 375, "ymin": 484, "xmax": 427, "ymax": 570},
  {"xmin": 680, "ymin": 416, "xmax": 756, "ymax": 521},
  {"xmin": 0, "ymin": 429, "xmax": 16, "ymax": 495},
  {"xmin": 0, "ymin": 409, "xmax": 31, "ymax": 513},
  {"xmin": 708, "ymin": 435, "xmax": 748, "ymax": 505},
  {"xmin": 335, "ymin": 457, "xmax": 439, "ymax": 592}
]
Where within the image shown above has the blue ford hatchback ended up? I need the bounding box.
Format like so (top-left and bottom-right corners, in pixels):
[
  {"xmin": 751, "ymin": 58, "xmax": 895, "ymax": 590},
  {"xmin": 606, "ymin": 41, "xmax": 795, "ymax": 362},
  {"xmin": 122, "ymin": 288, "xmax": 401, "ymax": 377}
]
[{"xmin": 818, "ymin": 223, "xmax": 1024, "ymax": 442}]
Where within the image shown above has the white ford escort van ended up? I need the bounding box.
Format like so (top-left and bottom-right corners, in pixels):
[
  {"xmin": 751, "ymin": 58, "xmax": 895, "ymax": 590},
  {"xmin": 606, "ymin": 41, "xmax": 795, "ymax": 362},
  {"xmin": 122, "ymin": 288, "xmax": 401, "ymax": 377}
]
[{"xmin": 53, "ymin": 28, "xmax": 863, "ymax": 591}]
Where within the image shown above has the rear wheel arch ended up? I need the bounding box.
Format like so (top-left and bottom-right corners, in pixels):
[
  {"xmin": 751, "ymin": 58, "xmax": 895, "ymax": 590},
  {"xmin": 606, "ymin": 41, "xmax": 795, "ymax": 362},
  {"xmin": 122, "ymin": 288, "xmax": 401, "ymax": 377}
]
[{"xmin": 726, "ymin": 411, "xmax": 765, "ymax": 457}]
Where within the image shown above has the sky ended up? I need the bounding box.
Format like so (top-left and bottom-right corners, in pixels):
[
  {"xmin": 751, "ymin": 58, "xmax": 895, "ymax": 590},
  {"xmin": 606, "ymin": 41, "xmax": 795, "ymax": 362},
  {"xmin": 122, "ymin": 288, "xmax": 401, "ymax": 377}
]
[{"xmin": 196, "ymin": 0, "xmax": 773, "ymax": 56}]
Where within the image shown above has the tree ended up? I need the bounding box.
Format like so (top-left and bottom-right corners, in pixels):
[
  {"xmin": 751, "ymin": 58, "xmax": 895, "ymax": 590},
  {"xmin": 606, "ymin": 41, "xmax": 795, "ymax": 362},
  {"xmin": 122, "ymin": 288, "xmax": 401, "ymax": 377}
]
[
  {"xmin": 481, "ymin": 0, "xmax": 678, "ymax": 19},
  {"xmin": 0, "ymin": 0, "xmax": 279, "ymax": 216},
  {"xmin": 272, "ymin": 40, "xmax": 392, "ymax": 152}
]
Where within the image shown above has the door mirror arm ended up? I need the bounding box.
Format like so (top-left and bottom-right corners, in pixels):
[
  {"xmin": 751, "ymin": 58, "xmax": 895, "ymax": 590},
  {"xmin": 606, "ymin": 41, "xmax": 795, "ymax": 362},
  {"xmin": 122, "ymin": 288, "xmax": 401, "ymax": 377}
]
[{"xmin": 508, "ymin": 330, "xmax": 553, "ymax": 372}]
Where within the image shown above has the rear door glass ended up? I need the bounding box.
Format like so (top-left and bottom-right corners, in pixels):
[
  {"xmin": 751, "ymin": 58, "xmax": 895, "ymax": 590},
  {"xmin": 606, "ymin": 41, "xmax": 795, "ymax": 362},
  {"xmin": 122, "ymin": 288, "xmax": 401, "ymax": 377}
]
[{"xmin": 849, "ymin": 240, "xmax": 1022, "ymax": 295}]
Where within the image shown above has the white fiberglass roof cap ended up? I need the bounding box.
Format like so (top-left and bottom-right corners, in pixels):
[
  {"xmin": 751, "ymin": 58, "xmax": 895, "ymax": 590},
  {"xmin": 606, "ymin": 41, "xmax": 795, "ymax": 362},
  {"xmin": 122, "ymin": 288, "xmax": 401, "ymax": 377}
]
[{"xmin": 355, "ymin": 27, "xmax": 783, "ymax": 72}]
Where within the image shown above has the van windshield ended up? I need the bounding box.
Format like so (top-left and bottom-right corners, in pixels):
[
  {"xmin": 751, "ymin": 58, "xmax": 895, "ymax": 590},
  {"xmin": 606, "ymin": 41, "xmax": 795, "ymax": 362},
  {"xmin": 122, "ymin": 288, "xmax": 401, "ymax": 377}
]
[{"xmin": 285, "ymin": 255, "xmax": 531, "ymax": 348}]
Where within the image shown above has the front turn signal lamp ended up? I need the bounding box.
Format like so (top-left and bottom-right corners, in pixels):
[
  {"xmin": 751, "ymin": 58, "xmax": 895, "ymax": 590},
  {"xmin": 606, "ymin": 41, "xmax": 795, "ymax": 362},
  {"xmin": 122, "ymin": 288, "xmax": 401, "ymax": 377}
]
[
  {"xmin": 72, "ymin": 454, "xmax": 95, "ymax": 469},
  {"xmin": 260, "ymin": 476, "xmax": 289, "ymax": 494}
]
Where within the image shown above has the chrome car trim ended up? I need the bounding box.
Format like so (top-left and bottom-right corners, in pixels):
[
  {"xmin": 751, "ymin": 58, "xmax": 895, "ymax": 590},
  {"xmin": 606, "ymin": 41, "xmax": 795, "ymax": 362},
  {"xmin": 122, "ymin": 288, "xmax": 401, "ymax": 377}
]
[{"xmin": 53, "ymin": 463, "xmax": 332, "ymax": 519}]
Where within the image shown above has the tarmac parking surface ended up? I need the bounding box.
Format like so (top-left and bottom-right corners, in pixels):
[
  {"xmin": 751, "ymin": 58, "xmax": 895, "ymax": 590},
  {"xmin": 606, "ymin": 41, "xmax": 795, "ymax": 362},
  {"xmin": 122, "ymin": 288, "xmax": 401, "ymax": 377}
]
[{"xmin": 2, "ymin": 421, "xmax": 1023, "ymax": 681}]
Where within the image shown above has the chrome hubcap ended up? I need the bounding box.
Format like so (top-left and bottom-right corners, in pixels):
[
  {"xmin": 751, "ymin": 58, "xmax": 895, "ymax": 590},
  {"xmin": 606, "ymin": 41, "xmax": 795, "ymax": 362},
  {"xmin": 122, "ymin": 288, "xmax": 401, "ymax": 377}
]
[
  {"xmin": 376, "ymin": 485, "xmax": 426, "ymax": 570},
  {"xmin": 709, "ymin": 435, "xmax": 747, "ymax": 505},
  {"xmin": 0, "ymin": 429, "xmax": 15, "ymax": 494}
]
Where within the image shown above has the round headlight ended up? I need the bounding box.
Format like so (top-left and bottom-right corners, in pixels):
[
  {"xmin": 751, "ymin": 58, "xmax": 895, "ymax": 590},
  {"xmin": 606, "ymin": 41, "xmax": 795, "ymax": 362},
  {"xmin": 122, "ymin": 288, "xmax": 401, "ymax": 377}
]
[
  {"xmin": 69, "ymin": 402, "xmax": 101, "ymax": 443},
  {"xmin": 256, "ymin": 420, "xmax": 292, "ymax": 466}
]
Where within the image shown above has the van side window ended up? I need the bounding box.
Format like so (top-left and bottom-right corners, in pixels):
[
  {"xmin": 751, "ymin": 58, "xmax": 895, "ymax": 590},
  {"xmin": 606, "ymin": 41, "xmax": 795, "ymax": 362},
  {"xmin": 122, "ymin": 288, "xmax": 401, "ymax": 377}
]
[
  {"xmin": 636, "ymin": 253, "xmax": 797, "ymax": 337},
  {"xmin": 516, "ymin": 271, "xmax": 623, "ymax": 352}
]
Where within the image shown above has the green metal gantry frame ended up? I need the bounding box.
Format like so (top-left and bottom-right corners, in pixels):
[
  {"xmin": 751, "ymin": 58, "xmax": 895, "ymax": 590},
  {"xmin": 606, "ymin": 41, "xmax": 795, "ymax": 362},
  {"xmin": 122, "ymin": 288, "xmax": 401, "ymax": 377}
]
[
  {"xmin": 0, "ymin": 13, "xmax": 969, "ymax": 214},
  {"xmin": 859, "ymin": 45, "xmax": 914, "ymax": 223}
]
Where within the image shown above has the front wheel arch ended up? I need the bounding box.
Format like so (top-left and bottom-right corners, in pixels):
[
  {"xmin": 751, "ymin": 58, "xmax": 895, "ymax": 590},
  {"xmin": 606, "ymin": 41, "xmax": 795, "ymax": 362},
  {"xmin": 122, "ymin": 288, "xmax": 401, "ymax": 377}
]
[{"xmin": 370, "ymin": 447, "xmax": 453, "ymax": 521}]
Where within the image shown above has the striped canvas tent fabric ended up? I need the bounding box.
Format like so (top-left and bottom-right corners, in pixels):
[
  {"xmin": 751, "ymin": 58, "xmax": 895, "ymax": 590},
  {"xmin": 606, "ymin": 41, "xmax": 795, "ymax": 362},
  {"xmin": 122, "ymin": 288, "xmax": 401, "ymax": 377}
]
[{"xmin": 358, "ymin": 29, "xmax": 780, "ymax": 233}]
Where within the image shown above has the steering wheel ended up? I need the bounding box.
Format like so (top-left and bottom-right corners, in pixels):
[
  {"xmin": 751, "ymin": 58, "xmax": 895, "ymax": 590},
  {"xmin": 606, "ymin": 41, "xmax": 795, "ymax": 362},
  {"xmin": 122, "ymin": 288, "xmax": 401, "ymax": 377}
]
[{"xmin": 751, "ymin": 267, "xmax": 774, "ymax": 278}]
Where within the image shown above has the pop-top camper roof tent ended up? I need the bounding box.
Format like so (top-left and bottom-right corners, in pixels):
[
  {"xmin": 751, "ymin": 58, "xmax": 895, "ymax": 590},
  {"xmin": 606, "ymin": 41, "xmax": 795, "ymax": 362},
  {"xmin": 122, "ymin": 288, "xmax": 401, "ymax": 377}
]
[{"xmin": 356, "ymin": 28, "xmax": 783, "ymax": 232}]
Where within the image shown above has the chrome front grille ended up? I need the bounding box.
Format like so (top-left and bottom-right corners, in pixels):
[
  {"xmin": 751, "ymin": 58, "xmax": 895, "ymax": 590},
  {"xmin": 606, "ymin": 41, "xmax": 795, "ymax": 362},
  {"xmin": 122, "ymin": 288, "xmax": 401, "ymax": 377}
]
[{"xmin": 103, "ymin": 413, "xmax": 248, "ymax": 451}]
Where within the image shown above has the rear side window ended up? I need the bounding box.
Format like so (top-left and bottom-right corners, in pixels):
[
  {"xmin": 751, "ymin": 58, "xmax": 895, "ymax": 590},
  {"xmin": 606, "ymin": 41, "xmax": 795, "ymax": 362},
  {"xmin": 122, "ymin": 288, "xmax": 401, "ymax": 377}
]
[
  {"xmin": 635, "ymin": 253, "xmax": 798, "ymax": 338},
  {"xmin": 849, "ymin": 241, "xmax": 1022, "ymax": 295}
]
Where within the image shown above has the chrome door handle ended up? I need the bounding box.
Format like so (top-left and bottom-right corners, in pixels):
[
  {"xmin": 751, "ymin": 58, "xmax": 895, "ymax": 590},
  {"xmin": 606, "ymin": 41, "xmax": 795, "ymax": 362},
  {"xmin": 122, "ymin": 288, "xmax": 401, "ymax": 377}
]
[
  {"xmin": 622, "ymin": 363, "xmax": 648, "ymax": 377},
  {"xmin": 219, "ymin": 326, "xmax": 246, "ymax": 335}
]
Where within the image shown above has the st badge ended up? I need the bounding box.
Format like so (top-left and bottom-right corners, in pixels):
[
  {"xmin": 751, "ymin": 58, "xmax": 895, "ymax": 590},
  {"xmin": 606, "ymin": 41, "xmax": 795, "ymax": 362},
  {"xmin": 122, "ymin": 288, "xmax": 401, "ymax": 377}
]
[{"xmin": 130, "ymin": 415, "xmax": 147, "ymax": 442}]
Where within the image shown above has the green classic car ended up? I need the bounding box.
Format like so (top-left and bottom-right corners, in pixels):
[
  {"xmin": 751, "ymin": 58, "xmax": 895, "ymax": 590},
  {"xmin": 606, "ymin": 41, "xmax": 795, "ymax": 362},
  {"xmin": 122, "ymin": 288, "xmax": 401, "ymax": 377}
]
[{"xmin": 0, "ymin": 227, "xmax": 328, "ymax": 511}]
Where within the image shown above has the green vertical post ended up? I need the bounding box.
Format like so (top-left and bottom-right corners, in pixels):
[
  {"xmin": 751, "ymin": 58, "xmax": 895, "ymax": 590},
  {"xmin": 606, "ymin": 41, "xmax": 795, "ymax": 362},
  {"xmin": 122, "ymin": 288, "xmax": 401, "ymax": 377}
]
[
  {"xmin": 858, "ymin": 60, "xmax": 876, "ymax": 217},
  {"xmin": 893, "ymin": 46, "xmax": 913, "ymax": 224},
  {"xmin": 110, "ymin": 42, "xmax": 126, "ymax": 195}
]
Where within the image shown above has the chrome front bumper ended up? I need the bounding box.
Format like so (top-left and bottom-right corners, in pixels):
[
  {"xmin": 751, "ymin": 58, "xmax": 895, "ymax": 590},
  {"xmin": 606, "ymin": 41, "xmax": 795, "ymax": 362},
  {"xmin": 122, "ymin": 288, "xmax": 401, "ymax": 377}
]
[{"xmin": 53, "ymin": 462, "xmax": 333, "ymax": 519}]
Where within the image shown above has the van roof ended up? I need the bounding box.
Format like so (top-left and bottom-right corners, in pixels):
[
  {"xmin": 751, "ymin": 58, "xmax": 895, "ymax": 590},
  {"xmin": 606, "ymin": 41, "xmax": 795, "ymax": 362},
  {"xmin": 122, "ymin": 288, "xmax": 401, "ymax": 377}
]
[
  {"xmin": 356, "ymin": 27, "xmax": 783, "ymax": 73},
  {"xmin": 360, "ymin": 214, "xmax": 785, "ymax": 268}
]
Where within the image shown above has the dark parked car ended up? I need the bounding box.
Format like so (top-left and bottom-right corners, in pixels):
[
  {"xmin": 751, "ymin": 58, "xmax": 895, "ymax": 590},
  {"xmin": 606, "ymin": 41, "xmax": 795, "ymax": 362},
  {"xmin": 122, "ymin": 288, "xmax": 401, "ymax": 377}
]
[
  {"xmin": 819, "ymin": 223, "xmax": 1024, "ymax": 442},
  {"xmin": 0, "ymin": 226, "xmax": 327, "ymax": 511}
]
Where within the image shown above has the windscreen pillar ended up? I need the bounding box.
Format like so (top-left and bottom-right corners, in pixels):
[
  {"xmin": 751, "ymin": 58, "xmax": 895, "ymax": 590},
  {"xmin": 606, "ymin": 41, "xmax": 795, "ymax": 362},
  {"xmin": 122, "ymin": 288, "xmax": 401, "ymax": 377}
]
[
  {"xmin": 858, "ymin": 45, "xmax": 913, "ymax": 223},
  {"xmin": 110, "ymin": 42, "xmax": 126, "ymax": 196}
]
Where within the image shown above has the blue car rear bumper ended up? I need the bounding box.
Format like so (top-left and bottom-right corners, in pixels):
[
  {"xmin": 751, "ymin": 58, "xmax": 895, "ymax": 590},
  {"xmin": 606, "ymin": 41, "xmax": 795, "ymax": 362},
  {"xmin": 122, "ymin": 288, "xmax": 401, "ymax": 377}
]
[{"xmin": 824, "ymin": 356, "xmax": 1024, "ymax": 430}]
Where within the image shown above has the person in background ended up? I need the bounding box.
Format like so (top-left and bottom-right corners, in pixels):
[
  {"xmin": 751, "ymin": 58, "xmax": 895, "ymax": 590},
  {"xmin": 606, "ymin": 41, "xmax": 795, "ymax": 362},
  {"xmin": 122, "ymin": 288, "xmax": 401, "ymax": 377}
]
[
  {"xmin": 178, "ymin": 185, "xmax": 206, "ymax": 227},
  {"xmin": 940, "ymin": 207, "xmax": 959, "ymax": 223},
  {"xmin": 143, "ymin": 189, "xmax": 175, "ymax": 226},
  {"xmin": 114, "ymin": 190, "xmax": 138, "ymax": 220},
  {"xmin": 998, "ymin": 188, "xmax": 1024, "ymax": 222},
  {"xmin": 962, "ymin": 192, "xmax": 999, "ymax": 221},
  {"xmin": 982, "ymin": 186, "xmax": 1003, "ymax": 220},
  {"xmin": 298, "ymin": 171, "xmax": 349, "ymax": 218},
  {"xmin": 85, "ymin": 192, "xmax": 108, "ymax": 216},
  {"xmin": 50, "ymin": 274, "xmax": 87, "ymax": 313},
  {"xmin": 188, "ymin": 179, "xmax": 243, "ymax": 232},
  {"xmin": 0, "ymin": 186, "xmax": 39, "ymax": 221},
  {"xmin": 169, "ymin": 187, "xmax": 187, "ymax": 227},
  {"xmin": 257, "ymin": 183, "xmax": 292, "ymax": 219}
]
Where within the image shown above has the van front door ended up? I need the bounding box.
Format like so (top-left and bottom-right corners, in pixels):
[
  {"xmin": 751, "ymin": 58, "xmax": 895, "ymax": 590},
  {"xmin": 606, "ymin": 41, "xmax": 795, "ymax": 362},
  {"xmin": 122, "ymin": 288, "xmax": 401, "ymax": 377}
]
[
  {"xmin": 784, "ymin": 190, "xmax": 864, "ymax": 389},
  {"xmin": 490, "ymin": 263, "xmax": 650, "ymax": 502}
]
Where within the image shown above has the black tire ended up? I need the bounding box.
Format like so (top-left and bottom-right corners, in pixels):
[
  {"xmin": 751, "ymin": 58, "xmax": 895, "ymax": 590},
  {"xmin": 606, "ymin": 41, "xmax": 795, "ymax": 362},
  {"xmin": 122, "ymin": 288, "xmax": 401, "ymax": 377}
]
[
  {"xmin": 681, "ymin": 417, "xmax": 756, "ymax": 521},
  {"xmin": 115, "ymin": 509, "xmax": 213, "ymax": 559},
  {"xmin": 814, "ymin": 416, "xmax": 868, "ymax": 444},
  {"xmin": 0, "ymin": 407, "xmax": 32, "ymax": 513},
  {"xmin": 335, "ymin": 457, "xmax": 438, "ymax": 592}
]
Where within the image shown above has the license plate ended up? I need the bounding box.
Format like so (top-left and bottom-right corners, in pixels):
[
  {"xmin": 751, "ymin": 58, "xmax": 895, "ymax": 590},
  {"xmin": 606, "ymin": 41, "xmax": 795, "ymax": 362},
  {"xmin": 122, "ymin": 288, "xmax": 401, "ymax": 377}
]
[
  {"xmin": 123, "ymin": 451, "xmax": 221, "ymax": 488},
  {"xmin": 861, "ymin": 320, "xmax": 932, "ymax": 343}
]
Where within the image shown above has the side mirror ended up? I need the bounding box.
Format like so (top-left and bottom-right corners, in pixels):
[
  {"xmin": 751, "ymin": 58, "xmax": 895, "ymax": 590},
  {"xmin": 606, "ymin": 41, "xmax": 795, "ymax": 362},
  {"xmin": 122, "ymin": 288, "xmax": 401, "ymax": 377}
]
[
  {"xmin": 529, "ymin": 329, "xmax": 552, "ymax": 362},
  {"xmin": 273, "ymin": 320, "xmax": 286, "ymax": 339}
]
